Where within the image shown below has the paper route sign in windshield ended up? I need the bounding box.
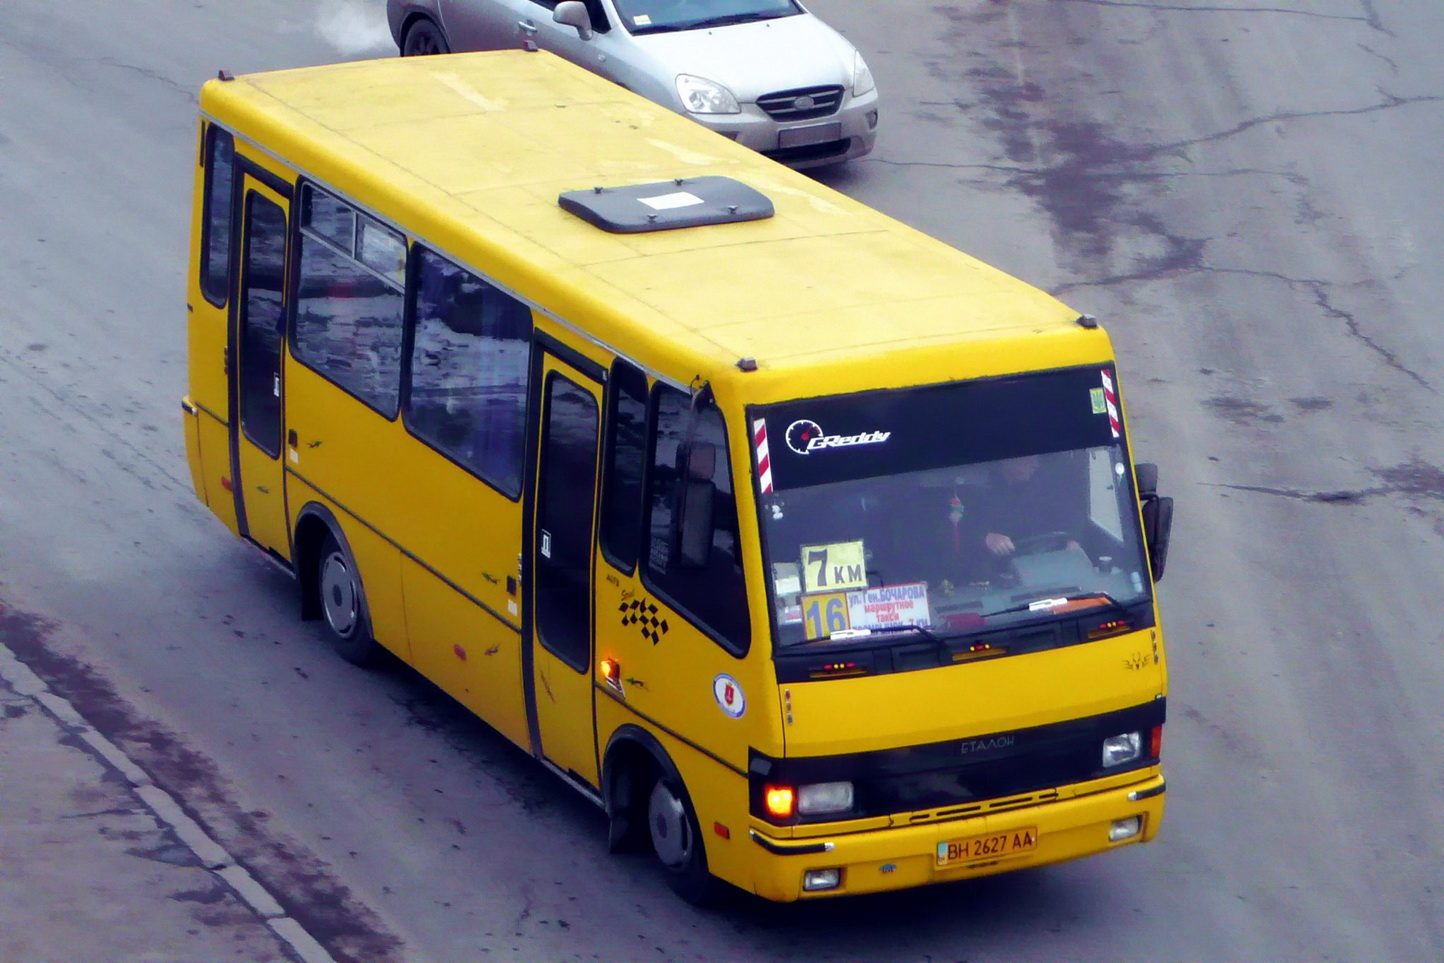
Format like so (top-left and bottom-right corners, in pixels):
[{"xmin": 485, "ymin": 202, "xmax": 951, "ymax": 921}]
[{"xmin": 849, "ymin": 582, "xmax": 932, "ymax": 629}]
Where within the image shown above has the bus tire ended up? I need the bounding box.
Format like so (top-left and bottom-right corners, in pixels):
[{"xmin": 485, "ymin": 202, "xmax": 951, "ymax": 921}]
[
  {"xmin": 401, "ymin": 17, "xmax": 451, "ymax": 57},
  {"xmin": 647, "ymin": 774, "xmax": 721, "ymax": 906},
  {"xmin": 316, "ymin": 531, "xmax": 385, "ymax": 667}
]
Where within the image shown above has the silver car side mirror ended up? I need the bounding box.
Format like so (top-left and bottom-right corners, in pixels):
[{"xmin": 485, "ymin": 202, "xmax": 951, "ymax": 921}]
[{"xmin": 554, "ymin": 1, "xmax": 594, "ymax": 41}]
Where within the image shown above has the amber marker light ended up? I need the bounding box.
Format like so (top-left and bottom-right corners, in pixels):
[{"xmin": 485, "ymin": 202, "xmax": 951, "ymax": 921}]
[
  {"xmin": 764, "ymin": 785, "xmax": 796, "ymax": 819},
  {"xmin": 1087, "ymin": 617, "xmax": 1132, "ymax": 640},
  {"xmin": 1150, "ymin": 724, "xmax": 1164, "ymax": 759},
  {"xmin": 599, "ymin": 658, "xmax": 622, "ymax": 692}
]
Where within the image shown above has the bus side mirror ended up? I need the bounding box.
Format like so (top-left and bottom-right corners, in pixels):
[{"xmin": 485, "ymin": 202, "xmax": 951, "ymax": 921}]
[
  {"xmin": 1134, "ymin": 462, "xmax": 1173, "ymax": 581},
  {"xmin": 554, "ymin": 1, "xmax": 594, "ymax": 40},
  {"xmin": 676, "ymin": 443, "xmax": 717, "ymax": 569},
  {"xmin": 1135, "ymin": 461, "xmax": 1158, "ymax": 498}
]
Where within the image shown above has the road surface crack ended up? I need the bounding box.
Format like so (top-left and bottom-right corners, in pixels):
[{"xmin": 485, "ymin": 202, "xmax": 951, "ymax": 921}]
[
  {"xmin": 1214, "ymin": 457, "xmax": 1444, "ymax": 505},
  {"xmin": 1057, "ymin": 0, "xmax": 1385, "ymax": 33},
  {"xmin": 100, "ymin": 58, "xmax": 199, "ymax": 104}
]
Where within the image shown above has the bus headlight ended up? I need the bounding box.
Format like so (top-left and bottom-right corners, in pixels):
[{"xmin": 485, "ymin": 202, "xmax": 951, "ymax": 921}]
[
  {"xmin": 1101, "ymin": 732, "xmax": 1142, "ymax": 768},
  {"xmin": 676, "ymin": 74, "xmax": 740, "ymax": 114},
  {"xmin": 797, "ymin": 781, "xmax": 854, "ymax": 815},
  {"xmin": 803, "ymin": 867, "xmax": 842, "ymax": 891}
]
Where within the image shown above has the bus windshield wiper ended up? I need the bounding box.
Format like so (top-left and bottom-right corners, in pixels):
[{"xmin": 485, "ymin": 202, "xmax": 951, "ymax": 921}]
[
  {"xmin": 827, "ymin": 623, "xmax": 948, "ymax": 652},
  {"xmin": 864, "ymin": 622, "xmax": 943, "ymax": 643},
  {"xmin": 980, "ymin": 593, "xmax": 1124, "ymax": 621}
]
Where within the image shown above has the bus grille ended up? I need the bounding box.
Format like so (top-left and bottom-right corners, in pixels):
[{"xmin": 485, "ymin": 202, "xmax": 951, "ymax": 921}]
[
  {"xmin": 757, "ymin": 85, "xmax": 844, "ymax": 121},
  {"xmin": 905, "ymin": 789, "xmax": 1062, "ymax": 826},
  {"xmin": 750, "ymin": 700, "xmax": 1165, "ymax": 824}
]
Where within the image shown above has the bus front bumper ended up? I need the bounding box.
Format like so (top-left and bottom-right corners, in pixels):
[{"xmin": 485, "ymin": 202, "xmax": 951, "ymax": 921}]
[{"xmin": 746, "ymin": 774, "xmax": 1165, "ymax": 901}]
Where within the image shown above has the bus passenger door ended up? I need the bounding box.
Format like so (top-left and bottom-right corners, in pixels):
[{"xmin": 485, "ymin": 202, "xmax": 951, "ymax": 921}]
[
  {"xmin": 526, "ymin": 353, "xmax": 603, "ymax": 788},
  {"xmin": 228, "ymin": 173, "xmax": 291, "ymax": 559}
]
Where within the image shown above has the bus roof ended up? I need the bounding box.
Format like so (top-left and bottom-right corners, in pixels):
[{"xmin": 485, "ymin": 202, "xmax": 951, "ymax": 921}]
[{"xmin": 203, "ymin": 51, "xmax": 1102, "ymax": 395}]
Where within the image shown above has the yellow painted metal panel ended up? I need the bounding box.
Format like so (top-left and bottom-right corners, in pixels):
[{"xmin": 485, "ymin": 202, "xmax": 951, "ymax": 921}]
[
  {"xmin": 403, "ymin": 558, "xmax": 529, "ymax": 751},
  {"xmin": 182, "ymin": 403, "xmax": 207, "ymax": 509},
  {"xmin": 779, "ymin": 631, "xmax": 1165, "ymax": 758},
  {"xmin": 595, "ymin": 561, "xmax": 783, "ymax": 778},
  {"xmin": 198, "ymin": 51, "xmax": 1089, "ymax": 380},
  {"xmin": 747, "ymin": 774, "xmax": 1165, "ymax": 902}
]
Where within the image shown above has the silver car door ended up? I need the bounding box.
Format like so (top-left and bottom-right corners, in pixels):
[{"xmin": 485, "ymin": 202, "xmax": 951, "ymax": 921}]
[
  {"xmin": 520, "ymin": 0, "xmax": 628, "ymax": 85},
  {"xmin": 439, "ymin": 0, "xmax": 520, "ymax": 50}
]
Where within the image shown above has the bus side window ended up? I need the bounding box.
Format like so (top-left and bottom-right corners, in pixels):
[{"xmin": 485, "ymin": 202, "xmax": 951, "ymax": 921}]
[
  {"xmin": 404, "ymin": 246, "xmax": 531, "ymax": 497},
  {"xmin": 644, "ymin": 386, "xmax": 750, "ymax": 655},
  {"xmin": 291, "ymin": 184, "xmax": 405, "ymax": 417},
  {"xmin": 199, "ymin": 125, "xmax": 234, "ymax": 306},
  {"xmin": 599, "ymin": 359, "xmax": 648, "ymax": 572}
]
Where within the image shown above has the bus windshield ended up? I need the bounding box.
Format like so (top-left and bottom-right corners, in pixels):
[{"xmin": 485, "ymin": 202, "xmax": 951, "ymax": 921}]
[{"xmin": 755, "ymin": 367, "xmax": 1153, "ymax": 650}]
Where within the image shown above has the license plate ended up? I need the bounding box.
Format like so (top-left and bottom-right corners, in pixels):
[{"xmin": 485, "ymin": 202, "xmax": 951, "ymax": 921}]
[
  {"xmin": 778, "ymin": 122, "xmax": 842, "ymax": 149},
  {"xmin": 936, "ymin": 826, "xmax": 1038, "ymax": 867}
]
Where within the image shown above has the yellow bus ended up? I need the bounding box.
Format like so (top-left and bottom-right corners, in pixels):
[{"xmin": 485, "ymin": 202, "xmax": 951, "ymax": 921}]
[{"xmin": 183, "ymin": 49, "xmax": 1175, "ymax": 904}]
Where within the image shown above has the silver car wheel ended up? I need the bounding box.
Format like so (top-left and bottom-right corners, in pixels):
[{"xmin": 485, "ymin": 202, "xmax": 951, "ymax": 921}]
[{"xmin": 402, "ymin": 18, "xmax": 450, "ymax": 57}]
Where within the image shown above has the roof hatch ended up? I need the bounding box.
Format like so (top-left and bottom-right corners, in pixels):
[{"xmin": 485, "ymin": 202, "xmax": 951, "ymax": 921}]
[{"xmin": 558, "ymin": 176, "xmax": 773, "ymax": 233}]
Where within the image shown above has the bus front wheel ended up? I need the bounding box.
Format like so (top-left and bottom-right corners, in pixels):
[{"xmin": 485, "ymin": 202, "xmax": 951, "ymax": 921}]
[
  {"xmin": 647, "ymin": 776, "xmax": 720, "ymax": 906},
  {"xmin": 316, "ymin": 532, "xmax": 385, "ymax": 667}
]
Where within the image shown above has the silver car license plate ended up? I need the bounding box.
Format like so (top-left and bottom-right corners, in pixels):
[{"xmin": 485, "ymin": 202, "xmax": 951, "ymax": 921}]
[{"xmin": 778, "ymin": 123, "xmax": 842, "ymax": 149}]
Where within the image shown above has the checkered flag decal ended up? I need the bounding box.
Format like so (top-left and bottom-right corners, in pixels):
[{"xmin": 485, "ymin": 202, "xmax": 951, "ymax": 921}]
[{"xmin": 620, "ymin": 598, "xmax": 669, "ymax": 645}]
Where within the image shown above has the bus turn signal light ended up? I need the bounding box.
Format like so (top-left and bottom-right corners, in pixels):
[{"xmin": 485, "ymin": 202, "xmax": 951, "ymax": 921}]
[
  {"xmin": 599, "ymin": 658, "xmax": 622, "ymax": 692},
  {"xmin": 764, "ymin": 785, "xmax": 795, "ymax": 819}
]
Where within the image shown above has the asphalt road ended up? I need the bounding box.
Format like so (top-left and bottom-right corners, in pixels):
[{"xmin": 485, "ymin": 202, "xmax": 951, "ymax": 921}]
[{"xmin": 2, "ymin": 1, "xmax": 1441, "ymax": 960}]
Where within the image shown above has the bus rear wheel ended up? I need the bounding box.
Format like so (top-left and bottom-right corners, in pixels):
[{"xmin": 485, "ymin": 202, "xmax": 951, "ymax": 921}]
[
  {"xmin": 647, "ymin": 776, "xmax": 721, "ymax": 906},
  {"xmin": 317, "ymin": 532, "xmax": 385, "ymax": 667}
]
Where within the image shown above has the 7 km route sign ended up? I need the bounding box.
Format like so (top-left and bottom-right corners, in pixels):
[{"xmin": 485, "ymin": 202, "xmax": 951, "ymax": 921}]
[{"xmin": 800, "ymin": 540, "xmax": 868, "ymax": 593}]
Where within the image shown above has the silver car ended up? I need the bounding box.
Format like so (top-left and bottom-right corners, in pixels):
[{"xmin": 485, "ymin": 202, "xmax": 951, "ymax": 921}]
[{"xmin": 386, "ymin": 0, "xmax": 879, "ymax": 168}]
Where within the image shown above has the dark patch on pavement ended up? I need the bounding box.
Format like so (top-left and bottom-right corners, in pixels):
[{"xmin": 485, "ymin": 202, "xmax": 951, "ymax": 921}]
[
  {"xmin": 0, "ymin": 602, "xmax": 405, "ymax": 963},
  {"xmin": 1203, "ymin": 396, "xmax": 1285, "ymax": 425},
  {"xmin": 171, "ymin": 884, "xmax": 230, "ymax": 905},
  {"xmin": 1373, "ymin": 458, "xmax": 1444, "ymax": 499},
  {"xmin": 128, "ymin": 841, "xmax": 201, "ymax": 867},
  {"xmin": 388, "ymin": 677, "xmax": 558, "ymax": 816},
  {"xmin": 1215, "ymin": 456, "xmax": 1444, "ymax": 508},
  {"xmin": 954, "ymin": 12, "xmax": 1210, "ymax": 275}
]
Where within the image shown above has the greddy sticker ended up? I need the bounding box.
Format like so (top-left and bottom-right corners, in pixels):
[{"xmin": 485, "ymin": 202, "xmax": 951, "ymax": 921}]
[
  {"xmin": 713, "ymin": 674, "xmax": 746, "ymax": 718},
  {"xmin": 785, "ymin": 419, "xmax": 890, "ymax": 455}
]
